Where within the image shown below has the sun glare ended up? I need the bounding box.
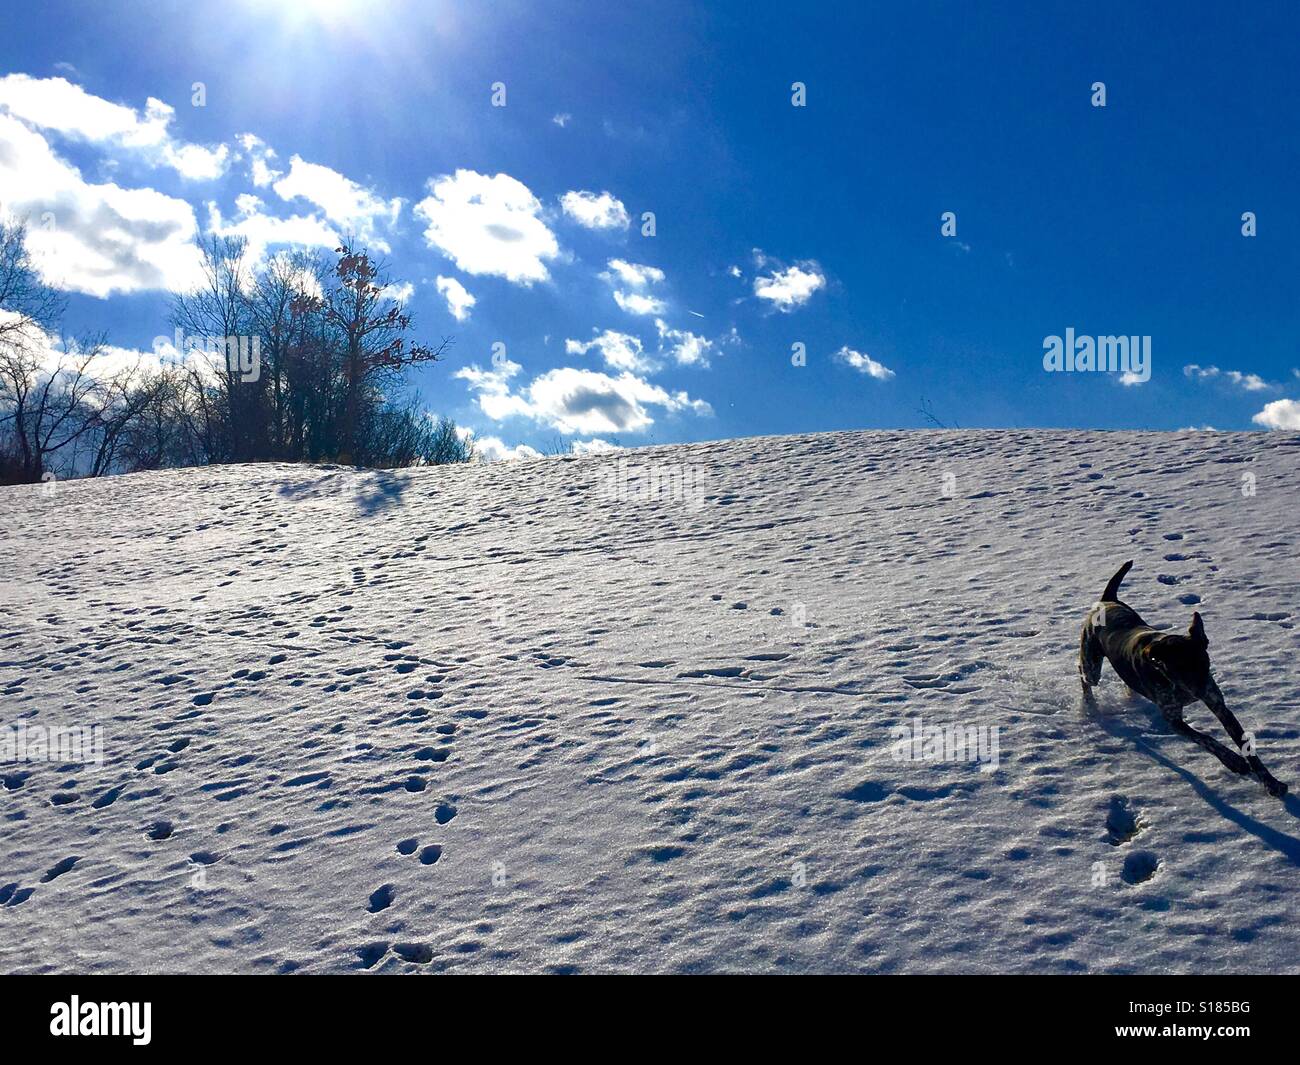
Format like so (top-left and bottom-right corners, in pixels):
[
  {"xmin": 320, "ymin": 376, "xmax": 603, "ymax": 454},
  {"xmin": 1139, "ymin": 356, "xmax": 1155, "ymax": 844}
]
[{"xmin": 254, "ymin": 0, "xmax": 368, "ymax": 31}]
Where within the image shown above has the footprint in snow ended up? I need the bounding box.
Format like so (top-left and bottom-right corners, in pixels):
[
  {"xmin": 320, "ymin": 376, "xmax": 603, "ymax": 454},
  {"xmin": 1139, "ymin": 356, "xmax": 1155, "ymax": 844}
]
[
  {"xmin": 1105, "ymin": 796, "xmax": 1143, "ymax": 845},
  {"xmin": 41, "ymin": 856, "xmax": 81, "ymax": 882},
  {"xmin": 1121, "ymin": 851, "xmax": 1160, "ymax": 885},
  {"xmin": 367, "ymin": 884, "xmax": 395, "ymax": 912},
  {"xmin": 0, "ymin": 884, "xmax": 35, "ymax": 907},
  {"xmin": 356, "ymin": 942, "xmax": 389, "ymax": 969},
  {"xmin": 392, "ymin": 942, "xmax": 432, "ymax": 964}
]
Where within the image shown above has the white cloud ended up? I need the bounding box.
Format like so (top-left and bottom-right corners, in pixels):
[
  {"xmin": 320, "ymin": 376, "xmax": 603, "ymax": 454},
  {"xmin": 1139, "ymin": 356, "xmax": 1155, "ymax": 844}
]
[
  {"xmin": 414, "ymin": 169, "xmax": 559, "ymax": 284},
  {"xmin": 1252, "ymin": 399, "xmax": 1300, "ymax": 430},
  {"xmin": 605, "ymin": 259, "xmax": 663, "ymax": 288},
  {"xmin": 0, "ymin": 73, "xmax": 168, "ymax": 145},
  {"xmin": 1183, "ymin": 364, "xmax": 1272, "ymax": 392},
  {"xmin": 0, "ymin": 112, "xmax": 204, "ymax": 297},
  {"xmin": 272, "ymin": 155, "xmax": 400, "ymax": 251},
  {"xmin": 566, "ymin": 330, "xmax": 649, "ymax": 373},
  {"xmin": 752, "ymin": 251, "xmax": 825, "ymax": 311},
  {"xmin": 454, "ymin": 357, "xmax": 533, "ymax": 422},
  {"xmin": 655, "ymin": 319, "xmax": 714, "ymax": 367},
  {"xmin": 612, "ymin": 290, "xmax": 666, "ymax": 316},
  {"xmin": 526, "ymin": 367, "xmax": 711, "ymax": 434},
  {"xmin": 602, "ymin": 258, "xmax": 666, "ymax": 316},
  {"xmin": 834, "ymin": 345, "xmax": 895, "ymax": 380},
  {"xmin": 435, "ymin": 275, "xmax": 476, "ymax": 321},
  {"xmin": 382, "ymin": 281, "xmax": 414, "ymax": 303},
  {"xmin": 572, "ymin": 438, "xmax": 622, "ymax": 454},
  {"xmin": 474, "ymin": 435, "xmax": 543, "ymax": 462},
  {"xmin": 206, "ymin": 197, "xmax": 339, "ymax": 267},
  {"xmin": 552, "ymin": 113, "xmax": 572, "ymax": 128},
  {"xmin": 162, "ymin": 141, "xmax": 230, "ymax": 180},
  {"xmin": 1119, "ymin": 371, "xmax": 1146, "ymax": 387},
  {"xmin": 0, "ymin": 311, "xmax": 212, "ymax": 383},
  {"xmin": 239, "ymin": 134, "xmax": 282, "ymax": 187},
  {"xmin": 457, "ymin": 358, "xmax": 711, "ymax": 435},
  {"xmin": 560, "ymin": 190, "xmax": 628, "ymax": 230},
  {"xmin": 0, "ymin": 74, "xmax": 229, "ymax": 181}
]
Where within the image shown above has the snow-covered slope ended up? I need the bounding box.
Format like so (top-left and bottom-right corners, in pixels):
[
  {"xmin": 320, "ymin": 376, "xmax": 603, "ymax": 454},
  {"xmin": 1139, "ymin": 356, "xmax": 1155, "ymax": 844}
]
[{"xmin": 2, "ymin": 430, "xmax": 1298, "ymax": 974}]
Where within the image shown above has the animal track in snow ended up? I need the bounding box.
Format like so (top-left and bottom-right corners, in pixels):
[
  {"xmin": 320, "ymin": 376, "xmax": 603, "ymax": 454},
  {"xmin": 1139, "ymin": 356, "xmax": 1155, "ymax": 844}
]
[
  {"xmin": 0, "ymin": 883, "xmax": 35, "ymax": 907},
  {"xmin": 356, "ymin": 942, "xmax": 388, "ymax": 969},
  {"xmin": 41, "ymin": 856, "xmax": 80, "ymax": 882},
  {"xmin": 1105, "ymin": 796, "xmax": 1143, "ymax": 845},
  {"xmin": 1121, "ymin": 851, "xmax": 1159, "ymax": 885},
  {"xmin": 392, "ymin": 942, "xmax": 433, "ymax": 964}
]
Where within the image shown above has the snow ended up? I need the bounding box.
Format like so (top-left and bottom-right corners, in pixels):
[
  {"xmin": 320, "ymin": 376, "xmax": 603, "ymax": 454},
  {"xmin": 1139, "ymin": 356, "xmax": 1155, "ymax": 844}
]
[{"xmin": 1, "ymin": 429, "xmax": 1298, "ymax": 974}]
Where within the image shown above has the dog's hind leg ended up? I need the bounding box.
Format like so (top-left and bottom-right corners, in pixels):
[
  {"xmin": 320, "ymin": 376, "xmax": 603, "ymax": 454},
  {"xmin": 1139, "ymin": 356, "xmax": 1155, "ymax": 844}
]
[
  {"xmin": 1160, "ymin": 704, "xmax": 1252, "ymax": 776},
  {"xmin": 1200, "ymin": 678, "xmax": 1288, "ymax": 798}
]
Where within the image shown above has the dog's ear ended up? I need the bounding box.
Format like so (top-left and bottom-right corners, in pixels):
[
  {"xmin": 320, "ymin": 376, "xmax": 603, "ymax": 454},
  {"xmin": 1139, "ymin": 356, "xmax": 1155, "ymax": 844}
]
[{"xmin": 1188, "ymin": 611, "xmax": 1208, "ymax": 647}]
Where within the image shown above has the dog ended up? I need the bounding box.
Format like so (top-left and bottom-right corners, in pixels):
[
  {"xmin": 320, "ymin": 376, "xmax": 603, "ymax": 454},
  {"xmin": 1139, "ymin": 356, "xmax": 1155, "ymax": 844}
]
[{"xmin": 1079, "ymin": 560, "xmax": 1287, "ymax": 798}]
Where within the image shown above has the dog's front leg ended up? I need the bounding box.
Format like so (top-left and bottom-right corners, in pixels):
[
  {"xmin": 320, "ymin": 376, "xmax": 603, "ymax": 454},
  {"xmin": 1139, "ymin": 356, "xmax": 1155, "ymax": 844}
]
[
  {"xmin": 1161, "ymin": 704, "xmax": 1252, "ymax": 776},
  {"xmin": 1078, "ymin": 615, "xmax": 1104, "ymax": 707},
  {"xmin": 1201, "ymin": 678, "xmax": 1288, "ymax": 798}
]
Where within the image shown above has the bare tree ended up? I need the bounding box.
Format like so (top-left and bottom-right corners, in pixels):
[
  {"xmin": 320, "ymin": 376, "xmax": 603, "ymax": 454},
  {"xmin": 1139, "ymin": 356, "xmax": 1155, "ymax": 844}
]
[
  {"xmin": 0, "ymin": 331, "xmax": 118, "ymax": 481},
  {"xmin": 169, "ymin": 235, "xmax": 263, "ymax": 461},
  {"xmin": 3, "ymin": 221, "xmax": 469, "ymax": 481},
  {"xmin": 0, "ymin": 215, "xmax": 65, "ymax": 344},
  {"xmin": 84, "ymin": 362, "xmax": 170, "ymax": 477},
  {"xmin": 246, "ymin": 250, "xmax": 325, "ymax": 458},
  {"xmin": 308, "ymin": 240, "xmax": 451, "ymax": 464}
]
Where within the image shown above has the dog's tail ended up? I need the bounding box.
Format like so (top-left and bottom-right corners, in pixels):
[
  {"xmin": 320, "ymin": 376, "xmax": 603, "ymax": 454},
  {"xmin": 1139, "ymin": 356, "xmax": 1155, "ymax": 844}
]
[{"xmin": 1101, "ymin": 560, "xmax": 1133, "ymax": 602}]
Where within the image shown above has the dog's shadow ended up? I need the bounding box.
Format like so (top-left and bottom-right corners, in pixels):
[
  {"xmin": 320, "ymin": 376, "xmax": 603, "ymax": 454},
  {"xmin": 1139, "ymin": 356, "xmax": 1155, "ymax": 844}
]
[{"xmin": 1089, "ymin": 700, "xmax": 1300, "ymax": 865}]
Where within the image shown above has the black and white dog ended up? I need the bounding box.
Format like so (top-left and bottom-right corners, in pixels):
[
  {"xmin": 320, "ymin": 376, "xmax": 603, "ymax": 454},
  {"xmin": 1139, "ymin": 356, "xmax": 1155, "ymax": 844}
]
[{"xmin": 1079, "ymin": 561, "xmax": 1287, "ymax": 798}]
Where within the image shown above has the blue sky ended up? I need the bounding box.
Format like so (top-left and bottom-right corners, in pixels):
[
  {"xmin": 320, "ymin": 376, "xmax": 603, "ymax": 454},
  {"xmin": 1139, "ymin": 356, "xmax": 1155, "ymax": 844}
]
[{"xmin": 2, "ymin": 0, "xmax": 1298, "ymax": 456}]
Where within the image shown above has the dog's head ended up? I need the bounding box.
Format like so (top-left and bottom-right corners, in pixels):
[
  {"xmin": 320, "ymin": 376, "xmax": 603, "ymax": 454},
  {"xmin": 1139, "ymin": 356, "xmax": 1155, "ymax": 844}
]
[{"xmin": 1150, "ymin": 612, "xmax": 1212, "ymax": 689}]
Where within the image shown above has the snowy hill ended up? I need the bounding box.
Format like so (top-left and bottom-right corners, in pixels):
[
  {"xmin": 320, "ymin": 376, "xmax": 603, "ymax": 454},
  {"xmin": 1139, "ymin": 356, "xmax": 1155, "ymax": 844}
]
[{"xmin": 2, "ymin": 429, "xmax": 1299, "ymax": 974}]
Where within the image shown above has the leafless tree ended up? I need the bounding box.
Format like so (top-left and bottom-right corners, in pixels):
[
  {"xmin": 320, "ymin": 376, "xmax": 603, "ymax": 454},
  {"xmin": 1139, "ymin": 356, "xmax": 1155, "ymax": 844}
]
[
  {"xmin": 169, "ymin": 235, "xmax": 264, "ymax": 461},
  {"xmin": 0, "ymin": 215, "xmax": 65, "ymax": 344},
  {"xmin": 306, "ymin": 240, "xmax": 452, "ymax": 464},
  {"xmin": 0, "ymin": 331, "xmax": 118, "ymax": 481}
]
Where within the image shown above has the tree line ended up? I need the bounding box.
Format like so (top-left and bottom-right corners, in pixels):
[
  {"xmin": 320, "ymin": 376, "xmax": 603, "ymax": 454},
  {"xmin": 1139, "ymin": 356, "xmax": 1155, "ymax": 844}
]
[{"xmin": 0, "ymin": 215, "xmax": 473, "ymax": 485}]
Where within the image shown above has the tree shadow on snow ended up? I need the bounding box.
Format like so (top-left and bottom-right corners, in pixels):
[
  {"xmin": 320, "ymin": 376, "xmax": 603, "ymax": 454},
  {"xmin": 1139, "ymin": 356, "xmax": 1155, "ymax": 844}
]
[
  {"xmin": 1091, "ymin": 702, "xmax": 1300, "ymax": 866},
  {"xmin": 276, "ymin": 468, "xmax": 409, "ymax": 517}
]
